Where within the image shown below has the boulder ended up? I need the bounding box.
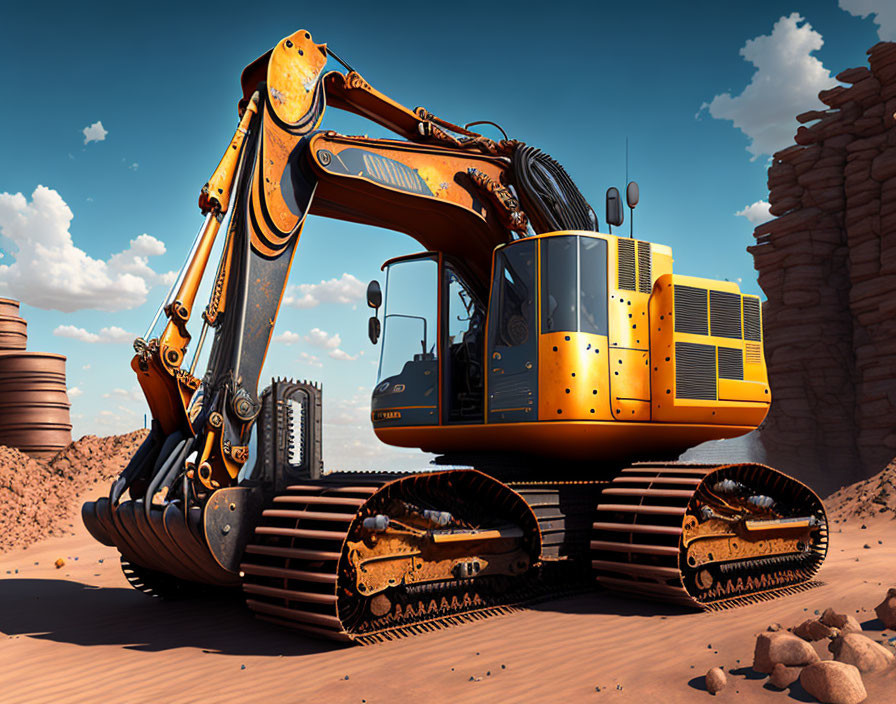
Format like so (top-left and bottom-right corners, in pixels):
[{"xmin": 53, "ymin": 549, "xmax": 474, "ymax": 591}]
[
  {"xmin": 821, "ymin": 608, "xmax": 863, "ymax": 634},
  {"xmin": 753, "ymin": 631, "xmax": 820, "ymax": 673},
  {"xmin": 799, "ymin": 661, "xmax": 866, "ymax": 704},
  {"xmin": 794, "ymin": 618, "xmax": 836, "ymax": 641},
  {"xmin": 829, "ymin": 632, "xmax": 895, "ymax": 673},
  {"xmin": 704, "ymin": 667, "xmax": 726, "ymax": 695},
  {"xmin": 769, "ymin": 663, "xmax": 802, "ymax": 689},
  {"xmin": 874, "ymin": 587, "xmax": 896, "ymax": 629}
]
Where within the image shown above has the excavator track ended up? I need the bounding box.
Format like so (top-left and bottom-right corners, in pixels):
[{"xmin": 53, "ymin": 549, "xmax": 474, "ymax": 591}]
[
  {"xmin": 240, "ymin": 470, "xmax": 598, "ymax": 642},
  {"xmin": 591, "ymin": 462, "xmax": 828, "ymax": 609}
]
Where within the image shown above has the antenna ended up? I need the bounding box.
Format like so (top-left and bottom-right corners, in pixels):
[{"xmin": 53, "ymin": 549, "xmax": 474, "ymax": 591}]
[
  {"xmin": 625, "ymin": 138, "xmax": 639, "ymax": 239},
  {"xmin": 625, "ymin": 137, "xmax": 629, "ymax": 187}
]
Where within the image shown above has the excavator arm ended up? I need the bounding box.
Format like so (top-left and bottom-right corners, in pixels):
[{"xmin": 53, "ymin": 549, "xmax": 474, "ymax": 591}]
[{"xmin": 124, "ymin": 28, "xmax": 560, "ymax": 501}]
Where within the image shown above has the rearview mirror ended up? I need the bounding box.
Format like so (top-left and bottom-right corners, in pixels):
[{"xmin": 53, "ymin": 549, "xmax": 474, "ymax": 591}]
[
  {"xmin": 626, "ymin": 181, "xmax": 640, "ymax": 209},
  {"xmin": 368, "ymin": 316, "xmax": 381, "ymax": 344},
  {"xmin": 606, "ymin": 187, "xmax": 624, "ymax": 228},
  {"xmin": 367, "ymin": 280, "xmax": 382, "ymax": 309}
]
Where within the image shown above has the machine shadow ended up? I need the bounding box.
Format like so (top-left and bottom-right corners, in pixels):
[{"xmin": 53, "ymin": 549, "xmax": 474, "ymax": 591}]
[
  {"xmin": 0, "ymin": 578, "xmax": 344, "ymax": 656},
  {"xmin": 527, "ymin": 589, "xmax": 694, "ymax": 618}
]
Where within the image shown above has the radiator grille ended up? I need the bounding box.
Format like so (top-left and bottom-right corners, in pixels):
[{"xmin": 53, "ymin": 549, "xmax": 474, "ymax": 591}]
[
  {"xmin": 674, "ymin": 285, "xmax": 708, "ymax": 335},
  {"xmin": 743, "ymin": 297, "xmax": 762, "ymax": 341},
  {"xmin": 717, "ymin": 346, "xmax": 744, "ymax": 380},
  {"xmin": 617, "ymin": 239, "xmax": 636, "ymax": 291},
  {"xmin": 636, "ymin": 241, "xmax": 652, "ymax": 294},
  {"xmin": 710, "ymin": 290, "xmax": 742, "ymax": 339},
  {"xmin": 745, "ymin": 342, "xmax": 762, "ymax": 365},
  {"xmin": 675, "ymin": 342, "xmax": 717, "ymax": 400}
]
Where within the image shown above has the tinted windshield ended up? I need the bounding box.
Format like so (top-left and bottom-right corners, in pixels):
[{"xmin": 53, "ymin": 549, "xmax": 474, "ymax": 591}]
[{"xmin": 377, "ymin": 255, "xmax": 439, "ymax": 384}]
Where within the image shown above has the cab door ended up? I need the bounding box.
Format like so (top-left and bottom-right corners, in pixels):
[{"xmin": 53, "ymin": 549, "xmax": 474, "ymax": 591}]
[
  {"xmin": 486, "ymin": 240, "xmax": 538, "ymax": 423},
  {"xmin": 370, "ymin": 253, "xmax": 440, "ymax": 428}
]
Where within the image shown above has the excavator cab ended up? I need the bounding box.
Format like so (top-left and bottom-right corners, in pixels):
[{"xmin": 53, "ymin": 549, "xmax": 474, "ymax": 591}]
[{"xmin": 370, "ymin": 232, "xmax": 773, "ymax": 463}]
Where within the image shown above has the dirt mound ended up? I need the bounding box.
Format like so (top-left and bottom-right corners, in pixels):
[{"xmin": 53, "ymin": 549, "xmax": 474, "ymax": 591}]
[
  {"xmin": 0, "ymin": 429, "xmax": 147, "ymax": 553},
  {"xmin": 826, "ymin": 458, "xmax": 896, "ymax": 522}
]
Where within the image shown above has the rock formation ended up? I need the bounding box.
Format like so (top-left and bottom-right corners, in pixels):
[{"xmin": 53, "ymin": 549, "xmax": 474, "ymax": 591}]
[
  {"xmin": 0, "ymin": 298, "xmax": 71, "ymax": 458},
  {"xmin": 750, "ymin": 42, "xmax": 896, "ymax": 494}
]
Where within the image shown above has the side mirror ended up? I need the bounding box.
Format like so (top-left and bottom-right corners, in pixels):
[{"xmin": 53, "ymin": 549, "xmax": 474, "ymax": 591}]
[
  {"xmin": 626, "ymin": 181, "xmax": 639, "ymax": 209},
  {"xmin": 368, "ymin": 316, "xmax": 381, "ymax": 344},
  {"xmin": 367, "ymin": 280, "xmax": 382, "ymax": 309},
  {"xmin": 606, "ymin": 187, "xmax": 624, "ymax": 229}
]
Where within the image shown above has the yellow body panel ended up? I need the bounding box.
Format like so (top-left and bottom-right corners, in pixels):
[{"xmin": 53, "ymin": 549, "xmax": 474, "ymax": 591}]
[
  {"xmin": 649, "ymin": 273, "xmax": 769, "ymax": 427},
  {"xmin": 538, "ymin": 332, "xmax": 612, "ymax": 421}
]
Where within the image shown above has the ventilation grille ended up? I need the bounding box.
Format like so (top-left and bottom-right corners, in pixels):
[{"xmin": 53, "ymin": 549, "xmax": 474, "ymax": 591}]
[
  {"xmin": 710, "ymin": 290, "xmax": 742, "ymax": 339},
  {"xmin": 717, "ymin": 347, "xmax": 744, "ymax": 380},
  {"xmin": 617, "ymin": 239, "xmax": 636, "ymax": 291},
  {"xmin": 636, "ymin": 241, "xmax": 652, "ymax": 293},
  {"xmin": 745, "ymin": 342, "xmax": 762, "ymax": 365},
  {"xmin": 674, "ymin": 285, "xmax": 708, "ymax": 335},
  {"xmin": 675, "ymin": 342, "xmax": 717, "ymax": 400},
  {"xmin": 743, "ymin": 297, "xmax": 762, "ymax": 341}
]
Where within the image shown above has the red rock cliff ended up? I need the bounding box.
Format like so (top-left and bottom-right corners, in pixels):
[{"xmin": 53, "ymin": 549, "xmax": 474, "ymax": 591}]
[{"xmin": 750, "ymin": 42, "xmax": 896, "ymax": 494}]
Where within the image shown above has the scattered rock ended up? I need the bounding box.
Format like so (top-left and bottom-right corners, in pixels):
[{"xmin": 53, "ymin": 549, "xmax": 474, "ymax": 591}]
[
  {"xmin": 794, "ymin": 618, "xmax": 835, "ymax": 641},
  {"xmin": 53, "ymin": 558, "xmax": 65, "ymax": 569},
  {"xmin": 769, "ymin": 663, "xmax": 802, "ymax": 689},
  {"xmin": 829, "ymin": 632, "xmax": 895, "ymax": 673},
  {"xmin": 768, "ymin": 622, "xmax": 782, "ymax": 632},
  {"xmin": 874, "ymin": 588, "xmax": 896, "ymax": 629},
  {"xmin": 821, "ymin": 608, "xmax": 863, "ymax": 634},
  {"xmin": 799, "ymin": 661, "xmax": 866, "ymax": 704},
  {"xmin": 705, "ymin": 667, "xmax": 726, "ymax": 695},
  {"xmin": 753, "ymin": 632, "xmax": 820, "ymax": 673}
]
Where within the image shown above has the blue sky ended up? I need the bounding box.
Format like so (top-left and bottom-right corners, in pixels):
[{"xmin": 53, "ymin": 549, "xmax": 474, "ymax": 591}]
[{"xmin": 0, "ymin": 1, "xmax": 891, "ymax": 468}]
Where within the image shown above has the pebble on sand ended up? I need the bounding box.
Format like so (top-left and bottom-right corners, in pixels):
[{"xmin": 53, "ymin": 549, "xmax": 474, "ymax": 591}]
[{"xmin": 704, "ymin": 667, "xmax": 726, "ymax": 695}]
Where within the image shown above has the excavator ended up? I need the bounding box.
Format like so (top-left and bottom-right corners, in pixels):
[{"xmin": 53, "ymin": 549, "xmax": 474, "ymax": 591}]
[{"xmin": 82, "ymin": 29, "xmax": 828, "ymax": 643}]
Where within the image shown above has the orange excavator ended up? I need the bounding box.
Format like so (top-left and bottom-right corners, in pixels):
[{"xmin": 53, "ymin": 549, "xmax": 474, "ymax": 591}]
[{"xmin": 82, "ymin": 29, "xmax": 828, "ymax": 643}]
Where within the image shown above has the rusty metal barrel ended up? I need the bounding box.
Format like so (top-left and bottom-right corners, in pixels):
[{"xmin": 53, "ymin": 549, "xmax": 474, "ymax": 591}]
[
  {"xmin": 0, "ymin": 298, "xmax": 27, "ymax": 350},
  {"xmin": 0, "ymin": 305, "xmax": 72, "ymax": 458}
]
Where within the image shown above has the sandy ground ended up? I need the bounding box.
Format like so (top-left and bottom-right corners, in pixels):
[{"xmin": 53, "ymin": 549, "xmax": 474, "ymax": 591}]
[{"xmin": 0, "ymin": 485, "xmax": 893, "ymax": 703}]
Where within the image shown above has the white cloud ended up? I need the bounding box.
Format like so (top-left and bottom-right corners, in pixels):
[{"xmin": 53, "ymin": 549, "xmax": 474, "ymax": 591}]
[
  {"xmin": 96, "ymin": 404, "xmax": 143, "ymax": 434},
  {"xmin": 699, "ymin": 14, "xmax": 835, "ymax": 160},
  {"xmin": 840, "ymin": 0, "xmax": 896, "ymax": 40},
  {"xmin": 54, "ymin": 324, "xmax": 134, "ymax": 344},
  {"xmin": 328, "ymin": 348, "xmax": 358, "ymax": 361},
  {"xmin": 304, "ymin": 327, "xmax": 358, "ymax": 361},
  {"xmin": 82, "ymin": 121, "xmax": 108, "ymax": 145},
  {"xmin": 305, "ymin": 328, "xmax": 342, "ymax": 349},
  {"xmin": 67, "ymin": 386, "xmax": 83, "ymax": 399},
  {"xmin": 0, "ymin": 186, "xmax": 170, "ymax": 311},
  {"xmin": 298, "ymin": 351, "xmax": 323, "ymax": 368},
  {"xmin": 735, "ymin": 200, "xmax": 773, "ymax": 225},
  {"xmin": 321, "ymin": 388, "xmax": 435, "ymax": 470},
  {"xmin": 273, "ymin": 330, "xmax": 301, "ymax": 344},
  {"xmin": 284, "ymin": 273, "xmax": 365, "ymax": 309},
  {"xmin": 102, "ymin": 387, "xmax": 143, "ymax": 401},
  {"xmin": 129, "ymin": 162, "xmax": 139, "ymax": 171}
]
